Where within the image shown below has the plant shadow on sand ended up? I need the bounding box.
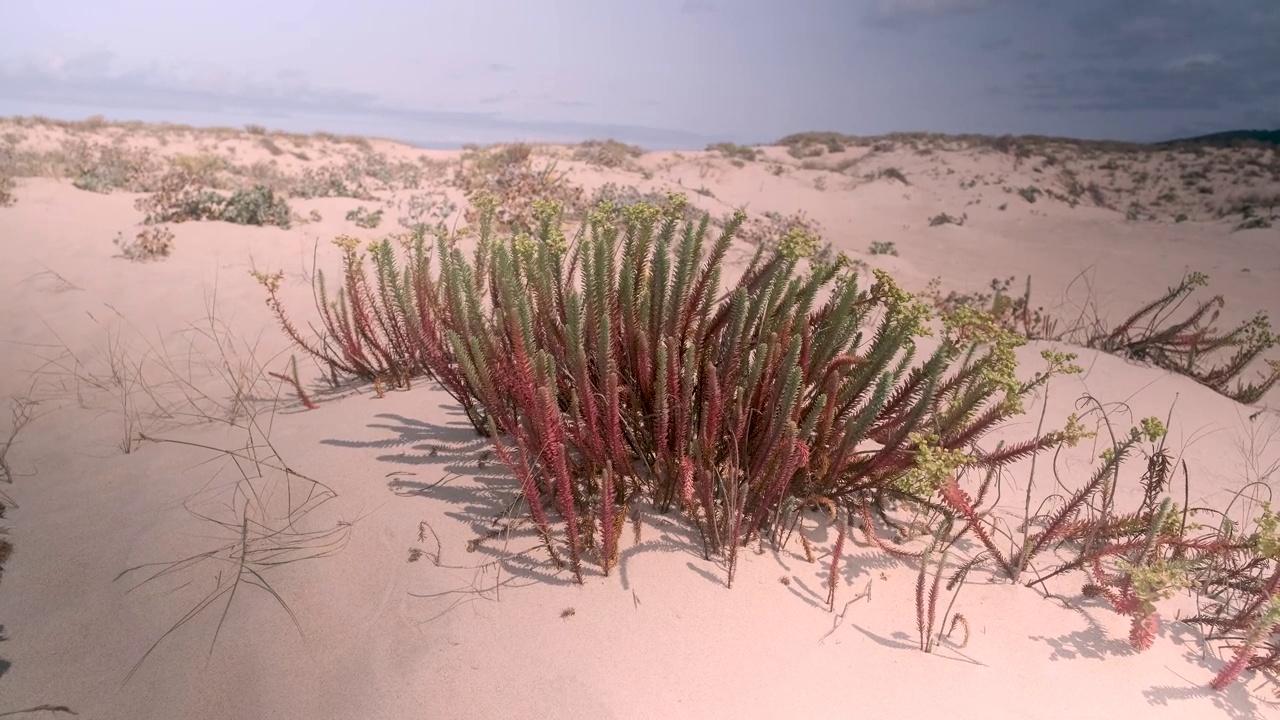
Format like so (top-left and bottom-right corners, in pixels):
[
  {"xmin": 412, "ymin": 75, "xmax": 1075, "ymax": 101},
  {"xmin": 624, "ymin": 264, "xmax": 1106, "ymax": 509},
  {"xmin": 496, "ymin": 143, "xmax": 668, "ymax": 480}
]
[{"xmin": 319, "ymin": 404, "xmax": 850, "ymax": 595}]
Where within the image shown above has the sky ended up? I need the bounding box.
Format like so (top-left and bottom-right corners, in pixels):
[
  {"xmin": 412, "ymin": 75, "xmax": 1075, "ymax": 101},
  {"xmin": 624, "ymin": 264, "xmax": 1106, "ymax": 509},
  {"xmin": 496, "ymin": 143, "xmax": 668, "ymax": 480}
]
[{"xmin": 1, "ymin": 0, "xmax": 1277, "ymax": 149}]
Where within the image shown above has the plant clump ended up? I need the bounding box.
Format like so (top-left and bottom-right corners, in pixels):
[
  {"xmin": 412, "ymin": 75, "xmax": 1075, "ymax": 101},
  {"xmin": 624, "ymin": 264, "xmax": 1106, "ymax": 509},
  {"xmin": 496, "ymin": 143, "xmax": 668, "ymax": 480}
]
[
  {"xmin": 259, "ymin": 193, "xmax": 1280, "ymax": 692},
  {"xmin": 136, "ymin": 171, "xmax": 291, "ymax": 228},
  {"xmin": 114, "ymin": 226, "xmax": 175, "ymax": 261},
  {"xmin": 453, "ymin": 143, "xmax": 585, "ymax": 232}
]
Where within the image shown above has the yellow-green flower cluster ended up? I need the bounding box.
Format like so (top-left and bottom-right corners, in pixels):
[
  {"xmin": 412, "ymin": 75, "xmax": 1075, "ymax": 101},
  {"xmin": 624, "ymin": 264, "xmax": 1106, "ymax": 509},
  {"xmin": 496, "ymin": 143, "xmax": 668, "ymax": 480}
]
[
  {"xmin": 1118, "ymin": 557, "xmax": 1195, "ymax": 611},
  {"xmin": 943, "ymin": 305, "xmax": 1025, "ymax": 411},
  {"xmin": 778, "ymin": 227, "xmax": 821, "ymax": 261},
  {"xmin": 663, "ymin": 192, "xmax": 689, "ymax": 219},
  {"xmin": 1045, "ymin": 412, "xmax": 1095, "ymax": 448},
  {"xmin": 1252, "ymin": 501, "xmax": 1280, "ymax": 560},
  {"xmin": 621, "ymin": 201, "xmax": 661, "ymax": 229},
  {"xmin": 872, "ymin": 269, "xmax": 934, "ymax": 338},
  {"xmin": 332, "ymin": 234, "xmax": 361, "ymax": 253},
  {"xmin": 897, "ymin": 432, "xmax": 974, "ymax": 496}
]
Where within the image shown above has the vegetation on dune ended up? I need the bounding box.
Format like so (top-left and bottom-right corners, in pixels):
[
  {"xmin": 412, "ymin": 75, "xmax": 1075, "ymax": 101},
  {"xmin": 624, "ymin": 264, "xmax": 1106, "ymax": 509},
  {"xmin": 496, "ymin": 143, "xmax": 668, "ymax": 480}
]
[
  {"xmin": 4, "ymin": 114, "xmax": 1279, "ymax": 699},
  {"xmin": 258, "ymin": 191, "xmax": 1280, "ymax": 693},
  {"xmin": 924, "ymin": 273, "xmax": 1280, "ymax": 405}
]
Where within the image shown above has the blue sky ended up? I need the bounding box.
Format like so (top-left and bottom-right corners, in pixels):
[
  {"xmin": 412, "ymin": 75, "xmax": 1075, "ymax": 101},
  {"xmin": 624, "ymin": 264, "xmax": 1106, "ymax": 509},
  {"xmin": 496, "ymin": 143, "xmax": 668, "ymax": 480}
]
[{"xmin": 1, "ymin": 0, "xmax": 1277, "ymax": 148}]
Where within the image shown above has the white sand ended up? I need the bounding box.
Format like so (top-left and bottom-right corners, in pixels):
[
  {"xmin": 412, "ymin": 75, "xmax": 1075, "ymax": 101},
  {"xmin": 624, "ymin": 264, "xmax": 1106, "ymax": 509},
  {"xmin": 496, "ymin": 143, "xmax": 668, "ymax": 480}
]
[{"xmin": 1, "ymin": 120, "xmax": 1278, "ymax": 718}]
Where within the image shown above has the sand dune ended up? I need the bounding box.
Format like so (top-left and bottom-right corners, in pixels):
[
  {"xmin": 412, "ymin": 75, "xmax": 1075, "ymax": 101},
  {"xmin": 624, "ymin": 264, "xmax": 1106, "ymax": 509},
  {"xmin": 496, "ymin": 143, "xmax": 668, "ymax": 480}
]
[{"xmin": 1, "ymin": 117, "xmax": 1279, "ymax": 718}]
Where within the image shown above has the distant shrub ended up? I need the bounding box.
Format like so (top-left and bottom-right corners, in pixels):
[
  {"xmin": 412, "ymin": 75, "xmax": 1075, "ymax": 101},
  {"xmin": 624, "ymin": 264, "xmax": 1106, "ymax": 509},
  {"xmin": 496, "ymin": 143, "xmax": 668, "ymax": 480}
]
[
  {"xmin": 0, "ymin": 174, "xmax": 14, "ymax": 207},
  {"xmin": 346, "ymin": 206, "xmax": 384, "ymax": 229},
  {"xmin": 707, "ymin": 142, "xmax": 759, "ymax": 164},
  {"xmin": 259, "ymin": 138, "xmax": 286, "ymax": 156},
  {"xmin": 1017, "ymin": 186, "xmax": 1042, "ymax": 203},
  {"xmin": 292, "ymin": 164, "xmax": 374, "ymax": 200},
  {"xmin": 573, "ymin": 139, "xmax": 645, "ymax": 168},
  {"xmin": 114, "ymin": 225, "xmax": 175, "ymax": 261},
  {"xmin": 454, "ymin": 144, "xmax": 585, "ymax": 231},
  {"xmin": 221, "ymin": 186, "xmax": 292, "ymax": 227},
  {"xmin": 878, "ymin": 167, "xmax": 909, "ymax": 185},
  {"xmin": 137, "ymin": 173, "xmax": 291, "ymax": 228},
  {"xmin": 868, "ymin": 240, "xmax": 898, "ymax": 256},
  {"xmin": 1236, "ymin": 216, "xmax": 1273, "ymax": 231},
  {"xmin": 66, "ymin": 140, "xmax": 158, "ymax": 193},
  {"xmin": 928, "ymin": 212, "xmax": 965, "ymax": 227}
]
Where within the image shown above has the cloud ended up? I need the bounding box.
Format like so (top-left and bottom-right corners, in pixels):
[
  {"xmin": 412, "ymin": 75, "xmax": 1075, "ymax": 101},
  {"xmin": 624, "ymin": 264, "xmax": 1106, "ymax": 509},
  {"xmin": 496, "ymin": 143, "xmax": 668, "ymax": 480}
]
[
  {"xmin": 866, "ymin": 0, "xmax": 1016, "ymax": 26},
  {"xmin": 486, "ymin": 63, "xmax": 515, "ymax": 73},
  {"xmin": 0, "ymin": 52, "xmax": 715, "ymax": 148},
  {"xmin": 1166, "ymin": 53, "xmax": 1223, "ymax": 72},
  {"xmin": 1013, "ymin": 2, "xmax": 1280, "ymax": 120}
]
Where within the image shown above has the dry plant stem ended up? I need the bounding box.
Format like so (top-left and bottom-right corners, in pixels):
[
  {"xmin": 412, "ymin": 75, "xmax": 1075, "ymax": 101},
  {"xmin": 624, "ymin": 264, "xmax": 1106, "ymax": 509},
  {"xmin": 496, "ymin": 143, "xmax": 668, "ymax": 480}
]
[
  {"xmin": 119, "ymin": 410, "xmax": 348, "ymax": 686},
  {"xmin": 827, "ymin": 518, "xmax": 846, "ymax": 612},
  {"xmin": 1014, "ymin": 382, "xmax": 1055, "ymax": 582},
  {"xmin": 0, "ymin": 397, "xmax": 37, "ymax": 507},
  {"xmin": 0, "ymin": 707, "xmax": 79, "ymax": 717}
]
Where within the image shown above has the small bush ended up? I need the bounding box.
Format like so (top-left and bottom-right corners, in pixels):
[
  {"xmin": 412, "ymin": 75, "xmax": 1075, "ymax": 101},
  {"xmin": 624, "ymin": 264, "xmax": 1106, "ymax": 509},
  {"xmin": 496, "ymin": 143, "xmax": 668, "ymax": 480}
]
[
  {"xmin": 1236, "ymin": 216, "xmax": 1273, "ymax": 231},
  {"xmin": 114, "ymin": 225, "xmax": 175, "ymax": 261},
  {"xmin": 707, "ymin": 142, "xmax": 759, "ymax": 163},
  {"xmin": 573, "ymin": 139, "xmax": 645, "ymax": 168},
  {"xmin": 928, "ymin": 212, "xmax": 964, "ymax": 227},
  {"xmin": 292, "ymin": 164, "xmax": 374, "ymax": 200},
  {"xmin": 136, "ymin": 173, "xmax": 291, "ymax": 228},
  {"xmin": 0, "ymin": 503, "xmax": 10, "ymax": 589},
  {"xmin": 261, "ymin": 195, "xmax": 1061, "ymax": 587},
  {"xmin": 0, "ymin": 174, "xmax": 14, "ymax": 207},
  {"xmin": 1017, "ymin": 186, "xmax": 1042, "ymax": 203},
  {"xmin": 346, "ymin": 206, "xmax": 384, "ymax": 229},
  {"xmin": 66, "ymin": 140, "xmax": 158, "ymax": 193},
  {"xmin": 221, "ymin": 186, "xmax": 292, "ymax": 228},
  {"xmin": 878, "ymin": 167, "xmax": 909, "ymax": 185},
  {"xmin": 454, "ymin": 144, "xmax": 584, "ymax": 231},
  {"xmin": 868, "ymin": 241, "xmax": 898, "ymax": 256}
]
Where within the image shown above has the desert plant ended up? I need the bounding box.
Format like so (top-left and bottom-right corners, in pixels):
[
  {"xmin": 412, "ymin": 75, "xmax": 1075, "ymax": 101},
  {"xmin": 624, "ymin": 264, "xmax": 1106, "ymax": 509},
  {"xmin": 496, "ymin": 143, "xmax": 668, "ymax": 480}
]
[
  {"xmin": 707, "ymin": 142, "xmax": 759, "ymax": 164},
  {"xmin": 1085, "ymin": 272, "xmax": 1280, "ymax": 404},
  {"xmin": 220, "ymin": 186, "xmax": 292, "ymax": 227},
  {"xmin": 266, "ymin": 193, "xmax": 1067, "ymax": 590},
  {"xmin": 454, "ymin": 144, "xmax": 584, "ymax": 231},
  {"xmin": 573, "ymin": 139, "xmax": 645, "ymax": 168},
  {"xmin": 137, "ymin": 174, "xmax": 290, "ymax": 228},
  {"xmin": 928, "ymin": 213, "xmax": 964, "ymax": 227},
  {"xmin": 346, "ymin": 206, "xmax": 384, "ymax": 229},
  {"xmin": 878, "ymin": 167, "xmax": 909, "ymax": 185},
  {"xmin": 0, "ymin": 173, "xmax": 13, "ymax": 207},
  {"xmin": 868, "ymin": 241, "xmax": 898, "ymax": 256},
  {"xmin": 114, "ymin": 226, "xmax": 175, "ymax": 262},
  {"xmin": 291, "ymin": 164, "xmax": 374, "ymax": 200},
  {"xmin": 65, "ymin": 140, "xmax": 159, "ymax": 193},
  {"xmin": 921, "ymin": 276, "xmax": 1058, "ymax": 341}
]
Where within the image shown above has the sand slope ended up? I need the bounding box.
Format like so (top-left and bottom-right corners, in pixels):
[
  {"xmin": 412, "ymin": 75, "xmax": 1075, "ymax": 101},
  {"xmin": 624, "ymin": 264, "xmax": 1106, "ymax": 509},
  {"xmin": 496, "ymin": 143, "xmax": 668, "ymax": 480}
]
[{"xmin": 1, "ymin": 119, "xmax": 1279, "ymax": 718}]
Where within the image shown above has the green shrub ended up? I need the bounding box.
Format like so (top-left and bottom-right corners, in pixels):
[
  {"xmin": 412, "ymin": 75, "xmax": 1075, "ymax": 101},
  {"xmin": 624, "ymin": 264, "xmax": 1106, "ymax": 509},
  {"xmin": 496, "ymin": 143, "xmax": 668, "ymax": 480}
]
[
  {"xmin": 346, "ymin": 206, "xmax": 384, "ymax": 229},
  {"xmin": 259, "ymin": 194, "xmax": 1059, "ymax": 585},
  {"xmin": 136, "ymin": 174, "xmax": 290, "ymax": 228},
  {"xmin": 707, "ymin": 142, "xmax": 759, "ymax": 164},
  {"xmin": 573, "ymin": 139, "xmax": 645, "ymax": 168}
]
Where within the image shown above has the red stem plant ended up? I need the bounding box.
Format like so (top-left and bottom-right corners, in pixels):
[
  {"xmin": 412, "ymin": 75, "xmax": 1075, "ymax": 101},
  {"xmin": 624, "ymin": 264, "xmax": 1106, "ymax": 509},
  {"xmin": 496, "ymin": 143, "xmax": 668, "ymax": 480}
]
[
  {"xmin": 261, "ymin": 192, "xmax": 1280, "ymax": 692},
  {"xmin": 940, "ymin": 402, "xmax": 1280, "ymax": 690},
  {"xmin": 1086, "ymin": 271, "xmax": 1280, "ymax": 404},
  {"xmin": 262, "ymin": 193, "xmax": 1064, "ymax": 584}
]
